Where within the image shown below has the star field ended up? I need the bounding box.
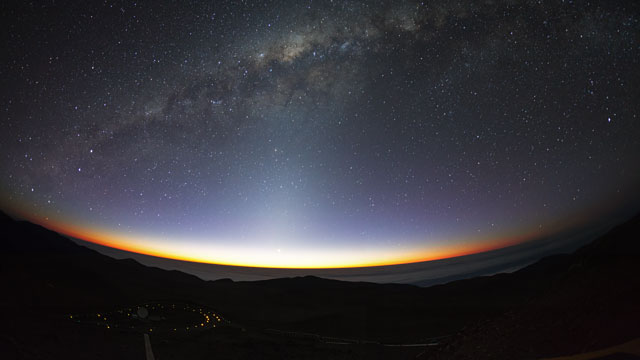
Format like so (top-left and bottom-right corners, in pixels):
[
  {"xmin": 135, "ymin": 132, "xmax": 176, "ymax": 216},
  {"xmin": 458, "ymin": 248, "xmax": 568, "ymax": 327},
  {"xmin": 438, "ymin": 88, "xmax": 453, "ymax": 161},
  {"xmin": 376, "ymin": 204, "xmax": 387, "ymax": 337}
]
[{"xmin": 1, "ymin": 0, "xmax": 639, "ymax": 267}]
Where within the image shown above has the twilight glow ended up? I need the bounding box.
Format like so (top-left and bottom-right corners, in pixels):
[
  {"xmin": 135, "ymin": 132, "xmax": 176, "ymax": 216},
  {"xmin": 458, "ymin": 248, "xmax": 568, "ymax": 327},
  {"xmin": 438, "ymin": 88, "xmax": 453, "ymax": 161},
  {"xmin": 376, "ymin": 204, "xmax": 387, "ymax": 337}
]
[{"xmin": 1, "ymin": 1, "xmax": 639, "ymax": 268}]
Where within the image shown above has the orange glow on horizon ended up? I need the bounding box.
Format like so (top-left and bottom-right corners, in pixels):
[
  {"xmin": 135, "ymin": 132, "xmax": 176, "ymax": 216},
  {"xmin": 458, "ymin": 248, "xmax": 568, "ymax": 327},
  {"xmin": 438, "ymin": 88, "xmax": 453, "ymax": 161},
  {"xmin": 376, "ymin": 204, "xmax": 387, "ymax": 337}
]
[{"xmin": 11, "ymin": 210, "xmax": 546, "ymax": 269}]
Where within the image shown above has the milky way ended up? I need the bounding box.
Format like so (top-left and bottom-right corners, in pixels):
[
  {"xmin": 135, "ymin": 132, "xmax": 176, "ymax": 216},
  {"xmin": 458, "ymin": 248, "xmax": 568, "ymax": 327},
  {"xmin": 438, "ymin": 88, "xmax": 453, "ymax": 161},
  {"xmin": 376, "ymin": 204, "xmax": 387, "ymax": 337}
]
[{"xmin": 1, "ymin": 1, "xmax": 639, "ymax": 267}]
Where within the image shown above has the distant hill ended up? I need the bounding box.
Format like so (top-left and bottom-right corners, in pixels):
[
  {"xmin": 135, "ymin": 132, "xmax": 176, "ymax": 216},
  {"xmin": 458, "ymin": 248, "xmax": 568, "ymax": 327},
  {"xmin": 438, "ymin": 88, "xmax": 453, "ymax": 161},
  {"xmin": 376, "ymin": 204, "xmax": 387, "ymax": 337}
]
[
  {"xmin": 431, "ymin": 213, "xmax": 640, "ymax": 359},
  {"xmin": 1, "ymin": 211, "xmax": 639, "ymax": 359},
  {"xmin": 71, "ymin": 220, "xmax": 608, "ymax": 286}
]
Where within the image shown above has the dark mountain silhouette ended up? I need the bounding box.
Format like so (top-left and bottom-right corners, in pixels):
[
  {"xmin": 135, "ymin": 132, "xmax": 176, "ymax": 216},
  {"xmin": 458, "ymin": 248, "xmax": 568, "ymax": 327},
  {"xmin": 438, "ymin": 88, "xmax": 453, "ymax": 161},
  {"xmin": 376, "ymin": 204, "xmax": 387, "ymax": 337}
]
[
  {"xmin": 1, "ymin": 211, "xmax": 639, "ymax": 359},
  {"xmin": 431, "ymin": 213, "xmax": 640, "ymax": 360}
]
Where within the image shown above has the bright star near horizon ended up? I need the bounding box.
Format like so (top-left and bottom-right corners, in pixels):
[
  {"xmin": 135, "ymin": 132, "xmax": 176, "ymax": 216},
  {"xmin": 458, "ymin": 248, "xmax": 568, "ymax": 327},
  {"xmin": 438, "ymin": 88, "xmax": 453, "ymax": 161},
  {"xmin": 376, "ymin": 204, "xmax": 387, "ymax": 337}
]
[{"xmin": 1, "ymin": 0, "xmax": 639, "ymax": 268}]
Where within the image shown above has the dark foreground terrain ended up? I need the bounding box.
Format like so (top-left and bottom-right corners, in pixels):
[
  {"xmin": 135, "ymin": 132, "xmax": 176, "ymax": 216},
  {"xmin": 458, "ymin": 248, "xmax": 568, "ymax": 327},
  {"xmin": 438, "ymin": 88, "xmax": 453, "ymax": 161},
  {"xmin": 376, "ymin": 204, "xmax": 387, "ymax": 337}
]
[{"xmin": 1, "ymin": 212, "xmax": 639, "ymax": 359}]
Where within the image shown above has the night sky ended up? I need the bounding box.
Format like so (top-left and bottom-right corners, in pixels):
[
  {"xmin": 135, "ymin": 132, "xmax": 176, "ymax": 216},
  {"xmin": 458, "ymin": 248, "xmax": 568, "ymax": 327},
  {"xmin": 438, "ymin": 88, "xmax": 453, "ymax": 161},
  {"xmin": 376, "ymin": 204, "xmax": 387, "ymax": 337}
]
[{"xmin": 1, "ymin": 1, "xmax": 639, "ymax": 268}]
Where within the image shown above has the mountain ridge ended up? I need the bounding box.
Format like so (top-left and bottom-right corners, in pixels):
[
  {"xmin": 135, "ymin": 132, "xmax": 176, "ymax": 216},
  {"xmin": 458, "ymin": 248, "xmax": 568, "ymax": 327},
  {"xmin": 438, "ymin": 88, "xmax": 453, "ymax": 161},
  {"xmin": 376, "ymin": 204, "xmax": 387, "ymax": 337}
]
[{"xmin": 1, "ymin": 211, "xmax": 639, "ymax": 359}]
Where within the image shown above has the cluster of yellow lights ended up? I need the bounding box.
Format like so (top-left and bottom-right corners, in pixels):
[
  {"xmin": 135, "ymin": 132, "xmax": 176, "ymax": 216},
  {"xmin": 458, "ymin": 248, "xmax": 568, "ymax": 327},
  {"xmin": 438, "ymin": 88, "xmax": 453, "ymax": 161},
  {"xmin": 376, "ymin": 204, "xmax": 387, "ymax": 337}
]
[{"xmin": 68, "ymin": 303, "xmax": 224, "ymax": 332}]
